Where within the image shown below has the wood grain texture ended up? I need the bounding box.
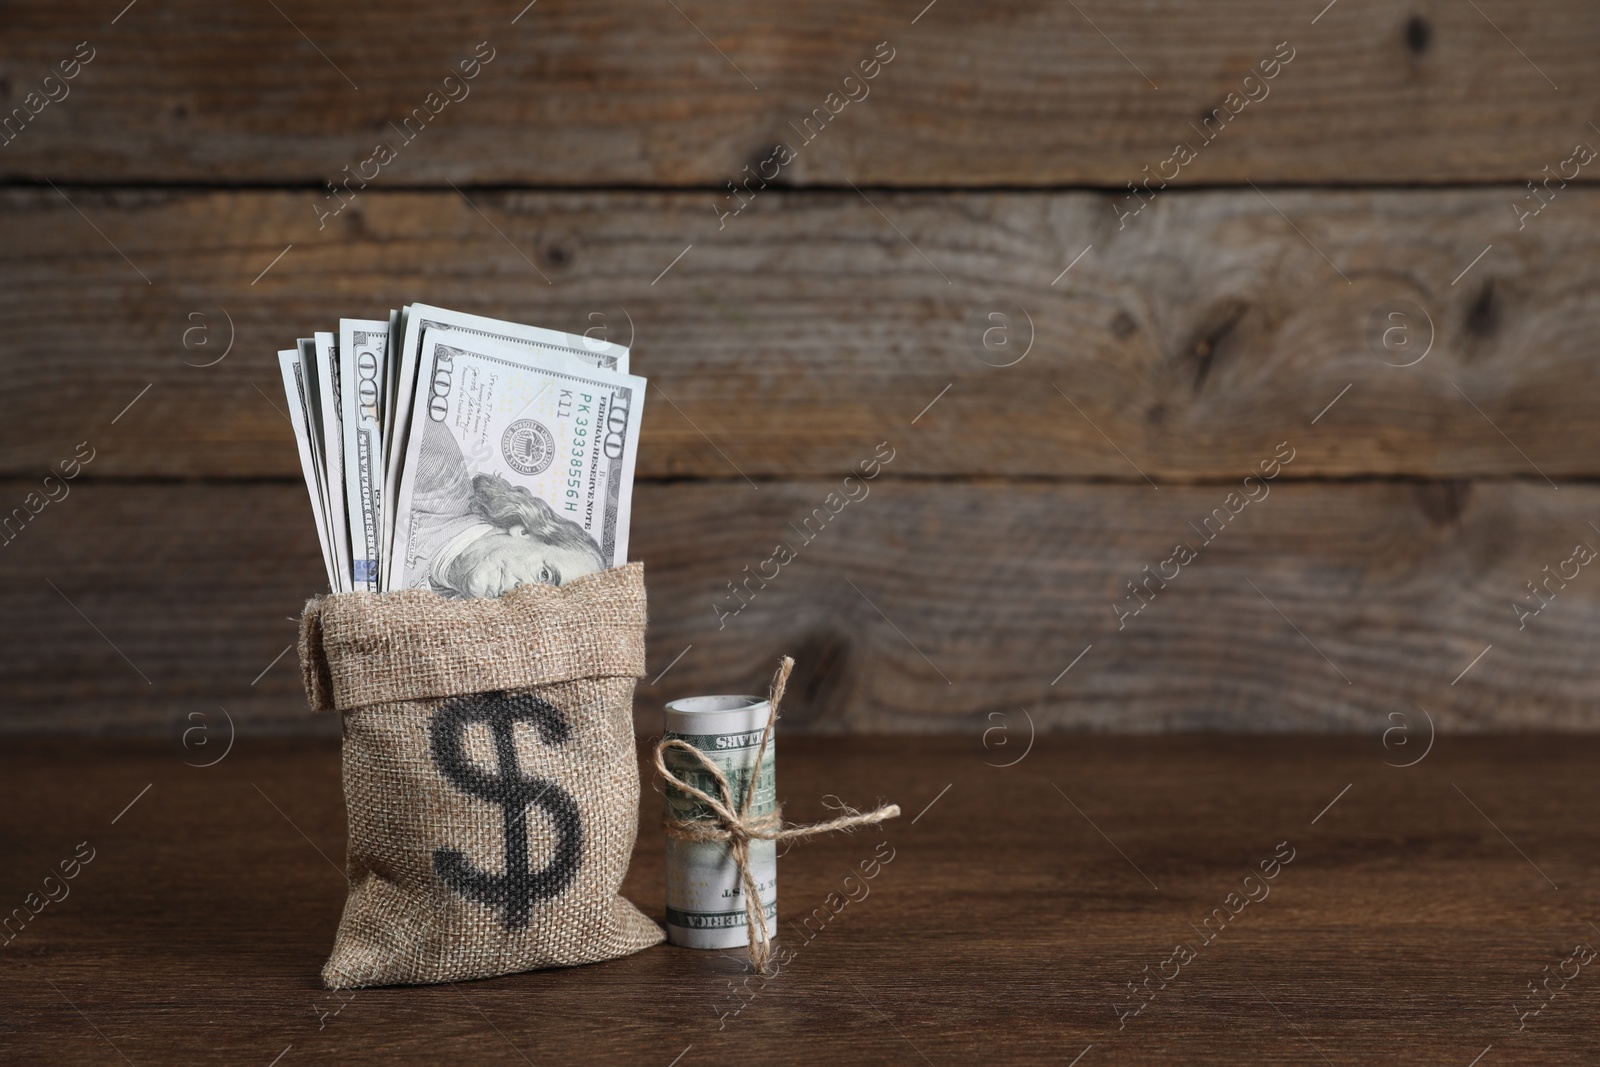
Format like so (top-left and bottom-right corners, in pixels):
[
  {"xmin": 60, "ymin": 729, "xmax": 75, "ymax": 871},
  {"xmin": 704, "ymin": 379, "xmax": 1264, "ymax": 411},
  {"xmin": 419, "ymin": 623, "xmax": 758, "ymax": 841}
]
[
  {"xmin": 1, "ymin": 736, "xmax": 1596, "ymax": 1064},
  {"xmin": 3, "ymin": 187, "xmax": 1599, "ymax": 480},
  {"xmin": 0, "ymin": 1, "xmax": 1597, "ymax": 185},
  {"xmin": 3, "ymin": 478, "xmax": 1596, "ymax": 734}
]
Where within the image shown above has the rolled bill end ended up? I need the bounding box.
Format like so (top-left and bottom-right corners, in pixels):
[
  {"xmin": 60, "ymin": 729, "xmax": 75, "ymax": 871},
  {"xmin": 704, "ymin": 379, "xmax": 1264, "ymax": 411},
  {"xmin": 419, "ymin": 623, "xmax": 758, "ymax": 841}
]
[{"xmin": 663, "ymin": 695, "xmax": 778, "ymax": 950}]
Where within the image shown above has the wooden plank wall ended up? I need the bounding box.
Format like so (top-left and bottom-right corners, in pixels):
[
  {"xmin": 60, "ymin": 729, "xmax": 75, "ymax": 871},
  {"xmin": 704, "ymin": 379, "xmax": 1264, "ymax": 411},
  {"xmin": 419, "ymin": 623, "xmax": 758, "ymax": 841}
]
[{"xmin": 2, "ymin": 1, "xmax": 1597, "ymax": 734}]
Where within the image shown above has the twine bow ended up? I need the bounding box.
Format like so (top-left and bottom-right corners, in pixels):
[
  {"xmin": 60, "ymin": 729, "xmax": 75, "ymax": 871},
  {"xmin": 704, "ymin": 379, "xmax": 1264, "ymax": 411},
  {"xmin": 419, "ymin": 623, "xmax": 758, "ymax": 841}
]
[{"xmin": 653, "ymin": 656, "xmax": 900, "ymax": 972}]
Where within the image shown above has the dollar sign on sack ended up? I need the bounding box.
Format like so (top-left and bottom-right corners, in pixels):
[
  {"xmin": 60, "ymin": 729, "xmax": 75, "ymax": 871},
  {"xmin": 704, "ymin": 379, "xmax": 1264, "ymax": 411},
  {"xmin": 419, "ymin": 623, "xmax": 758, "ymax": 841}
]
[{"xmin": 429, "ymin": 691, "xmax": 583, "ymax": 929}]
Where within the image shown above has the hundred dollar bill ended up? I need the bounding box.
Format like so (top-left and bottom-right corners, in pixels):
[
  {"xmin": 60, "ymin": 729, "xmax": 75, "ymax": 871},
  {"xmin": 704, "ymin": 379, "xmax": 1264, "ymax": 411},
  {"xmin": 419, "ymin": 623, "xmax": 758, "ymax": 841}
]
[
  {"xmin": 339, "ymin": 318, "xmax": 389, "ymax": 591},
  {"xmin": 296, "ymin": 337, "xmax": 345, "ymax": 591},
  {"xmin": 387, "ymin": 328, "xmax": 645, "ymax": 596},
  {"xmin": 382, "ymin": 307, "xmax": 405, "ymax": 473},
  {"xmin": 380, "ymin": 305, "xmax": 631, "ymax": 583},
  {"xmin": 296, "ymin": 338, "xmax": 322, "ymax": 468},
  {"xmin": 278, "ymin": 349, "xmax": 339, "ymax": 590},
  {"xmin": 662, "ymin": 695, "xmax": 778, "ymax": 950},
  {"xmin": 384, "ymin": 308, "xmax": 401, "ymax": 461},
  {"xmin": 312, "ymin": 332, "xmax": 352, "ymax": 593}
]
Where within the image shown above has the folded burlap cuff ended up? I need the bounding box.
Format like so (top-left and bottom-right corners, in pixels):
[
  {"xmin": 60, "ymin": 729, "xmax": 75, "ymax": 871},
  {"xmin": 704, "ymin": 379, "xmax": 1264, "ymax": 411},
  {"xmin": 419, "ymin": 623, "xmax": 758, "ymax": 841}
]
[{"xmin": 299, "ymin": 562, "xmax": 663, "ymax": 989}]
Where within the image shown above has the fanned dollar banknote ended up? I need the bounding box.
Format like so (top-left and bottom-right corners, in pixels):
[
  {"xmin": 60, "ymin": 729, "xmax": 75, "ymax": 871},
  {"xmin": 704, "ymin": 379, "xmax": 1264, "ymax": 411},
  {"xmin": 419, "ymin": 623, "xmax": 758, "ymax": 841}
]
[
  {"xmin": 277, "ymin": 348, "xmax": 338, "ymax": 590},
  {"xmin": 339, "ymin": 319, "xmax": 389, "ymax": 592},
  {"xmin": 278, "ymin": 305, "xmax": 642, "ymax": 596},
  {"xmin": 311, "ymin": 331, "xmax": 352, "ymax": 594},
  {"xmin": 380, "ymin": 303, "xmax": 630, "ymax": 578}
]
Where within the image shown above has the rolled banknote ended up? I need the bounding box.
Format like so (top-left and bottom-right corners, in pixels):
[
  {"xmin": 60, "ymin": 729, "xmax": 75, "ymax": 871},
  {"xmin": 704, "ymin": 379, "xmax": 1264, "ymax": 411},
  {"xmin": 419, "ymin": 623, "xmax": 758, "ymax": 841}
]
[
  {"xmin": 662, "ymin": 695, "xmax": 778, "ymax": 950},
  {"xmin": 386, "ymin": 328, "xmax": 645, "ymax": 596}
]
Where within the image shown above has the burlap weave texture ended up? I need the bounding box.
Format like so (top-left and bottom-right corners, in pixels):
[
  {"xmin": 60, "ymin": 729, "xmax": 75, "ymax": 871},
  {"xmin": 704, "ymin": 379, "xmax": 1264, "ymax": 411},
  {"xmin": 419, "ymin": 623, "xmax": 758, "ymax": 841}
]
[{"xmin": 299, "ymin": 562, "xmax": 663, "ymax": 989}]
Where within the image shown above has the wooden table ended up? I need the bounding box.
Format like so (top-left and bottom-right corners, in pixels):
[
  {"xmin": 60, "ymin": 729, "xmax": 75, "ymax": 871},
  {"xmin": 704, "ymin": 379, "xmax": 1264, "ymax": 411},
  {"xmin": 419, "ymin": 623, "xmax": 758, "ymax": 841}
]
[{"xmin": 3, "ymin": 735, "xmax": 1595, "ymax": 1065}]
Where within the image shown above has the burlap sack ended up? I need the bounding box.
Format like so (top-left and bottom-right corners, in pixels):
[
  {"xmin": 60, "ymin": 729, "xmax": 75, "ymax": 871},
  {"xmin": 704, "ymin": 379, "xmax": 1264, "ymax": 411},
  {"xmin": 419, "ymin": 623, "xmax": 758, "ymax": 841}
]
[{"xmin": 298, "ymin": 562, "xmax": 663, "ymax": 989}]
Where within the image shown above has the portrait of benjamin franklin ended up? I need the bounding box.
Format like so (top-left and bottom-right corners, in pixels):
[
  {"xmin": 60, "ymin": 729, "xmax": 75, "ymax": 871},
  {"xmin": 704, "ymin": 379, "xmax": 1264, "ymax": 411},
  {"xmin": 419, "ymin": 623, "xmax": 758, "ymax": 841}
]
[{"xmin": 401, "ymin": 418, "xmax": 605, "ymax": 598}]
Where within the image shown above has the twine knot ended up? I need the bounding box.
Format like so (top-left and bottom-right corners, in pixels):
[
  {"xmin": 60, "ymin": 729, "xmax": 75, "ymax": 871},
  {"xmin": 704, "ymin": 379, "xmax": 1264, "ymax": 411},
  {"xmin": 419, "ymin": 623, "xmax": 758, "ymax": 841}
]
[{"xmin": 653, "ymin": 656, "xmax": 900, "ymax": 972}]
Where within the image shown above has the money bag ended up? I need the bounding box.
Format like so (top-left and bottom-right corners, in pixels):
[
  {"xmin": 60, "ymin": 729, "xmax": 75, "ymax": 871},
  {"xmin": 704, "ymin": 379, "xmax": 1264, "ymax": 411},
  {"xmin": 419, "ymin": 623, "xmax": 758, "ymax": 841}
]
[{"xmin": 298, "ymin": 562, "xmax": 663, "ymax": 988}]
